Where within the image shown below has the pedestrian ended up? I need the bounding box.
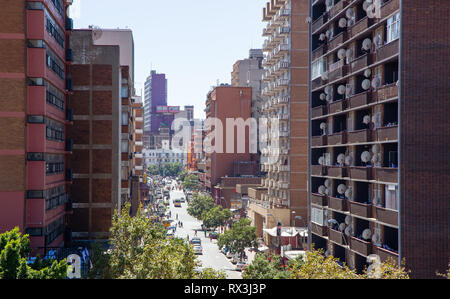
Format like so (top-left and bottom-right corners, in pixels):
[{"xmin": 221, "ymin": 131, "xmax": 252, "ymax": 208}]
[
  {"xmin": 209, "ymin": 234, "xmax": 212, "ymax": 242},
  {"xmin": 195, "ymin": 230, "xmax": 197, "ymax": 236}
]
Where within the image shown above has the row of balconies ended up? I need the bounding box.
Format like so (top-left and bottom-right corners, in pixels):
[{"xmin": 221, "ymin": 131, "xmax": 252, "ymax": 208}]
[
  {"xmin": 312, "ymin": 223, "xmax": 399, "ymax": 262},
  {"xmin": 311, "ymin": 164, "xmax": 398, "ymax": 184},
  {"xmin": 311, "ymin": 125, "xmax": 398, "ymax": 148},
  {"xmin": 262, "ymin": 59, "xmax": 290, "ymax": 82}
]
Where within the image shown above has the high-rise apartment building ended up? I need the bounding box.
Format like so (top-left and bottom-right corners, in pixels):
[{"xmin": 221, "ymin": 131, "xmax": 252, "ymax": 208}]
[
  {"xmin": 308, "ymin": 0, "xmax": 449, "ymax": 278},
  {"xmin": 0, "ymin": 0, "xmax": 74, "ymax": 252},
  {"xmin": 247, "ymin": 0, "xmax": 310, "ymax": 243}
]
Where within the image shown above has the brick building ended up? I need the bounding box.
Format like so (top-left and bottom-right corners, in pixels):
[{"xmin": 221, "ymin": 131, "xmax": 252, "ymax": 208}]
[
  {"xmin": 0, "ymin": 0, "xmax": 74, "ymax": 252},
  {"xmin": 308, "ymin": 0, "xmax": 449, "ymax": 278}
]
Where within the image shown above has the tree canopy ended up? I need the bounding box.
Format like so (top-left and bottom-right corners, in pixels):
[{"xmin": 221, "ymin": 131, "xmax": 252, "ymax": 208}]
[
  {"xmin": 187, "ymin": 193, "xmax": 215, "ymax": 220},
  {"xmin": 218, "ymin": 218, "xmax": 257, "ymax": 261},
  {"xmin": 148, "ymin": 162, "xmax": 183, "ymax": 177},
  {"xmin": 201, "ymin": 206, "xmax": 232, "ymax": 230},
  {"xmin": 0, "ymin": 228, "xmax": 68, "ymax": 279}
]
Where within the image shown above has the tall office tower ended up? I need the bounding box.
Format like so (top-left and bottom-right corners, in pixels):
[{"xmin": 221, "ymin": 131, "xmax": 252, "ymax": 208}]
[
  {"xmin": 247, "ymin": 0, "xmax": 310, "ymax": 242},
  {"xmin": 0, "ymin": 0, "xmax": 74, "ymax": 253},
  {"xmin": 143, "ymin": 70, "xmax": 170, "ymax": 148},
  {"xmin": 308, "ymin": 0, "xmax": 449, "ymax": 278}
]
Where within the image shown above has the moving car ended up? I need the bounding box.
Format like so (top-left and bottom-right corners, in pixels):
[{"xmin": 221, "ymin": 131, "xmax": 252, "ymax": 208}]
[
  {"xmin": 179, "ymin": 197, "xmax": 186, "ymax": 203},
  {"xmin": 236, "ymin": 261, "xmax": 247, "ymax": 272},
  {"xmin": 174, "ymin": 199, "xmax": 181, "ymax": 207},
  {"xmin": 193, "ymin": 246, "xmax": 203, "ymax": 255}
]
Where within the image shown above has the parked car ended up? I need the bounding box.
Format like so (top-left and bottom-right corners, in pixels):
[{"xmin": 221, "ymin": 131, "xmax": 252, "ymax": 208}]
[
  {"xmin": 193, "ymin": 246, "xmax": 203, "ymax": 255},
  {"xmin": 231, "ymin": 254, "xmax": 240, "ymax": 264},
  {"xmin": 236, "ymin": 261, "xmax": 247, "ymax": 272},
  {"xmin": 209, "ymin": 232, "xmax": 219, "ymax": 239},
  {"xmin": 191, "ymin": 237, "xmax": 201, "ymax": 246}
]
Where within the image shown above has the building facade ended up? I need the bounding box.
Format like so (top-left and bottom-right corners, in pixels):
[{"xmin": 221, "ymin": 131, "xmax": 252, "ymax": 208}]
[
  {"xmin": 247, "ymin": 0, "xmax": 310, "ymax": 240},
  {"xmin": 308, "ymin": 0, "xmax": 449, "ymax": 278},
  {"xmin": 0, "ymin": 0, "xmax": 74, "ymax": 252}
]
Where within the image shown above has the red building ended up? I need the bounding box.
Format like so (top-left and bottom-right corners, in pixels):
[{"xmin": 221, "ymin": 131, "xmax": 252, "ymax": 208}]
[{"xmin": 0, "ymin": 0, "xmax": 74, "ymax": 253}]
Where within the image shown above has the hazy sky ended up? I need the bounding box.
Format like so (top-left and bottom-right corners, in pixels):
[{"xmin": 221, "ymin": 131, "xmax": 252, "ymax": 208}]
[{"xmin": 71, "ymin": 0, "xmax": 267, "ymax": 119}]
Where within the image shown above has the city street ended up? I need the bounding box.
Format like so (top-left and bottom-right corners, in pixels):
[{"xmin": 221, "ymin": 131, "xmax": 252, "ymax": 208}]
[{"xmin": 168, "ymin": 183, "xmax": 242, "ymax": 279}]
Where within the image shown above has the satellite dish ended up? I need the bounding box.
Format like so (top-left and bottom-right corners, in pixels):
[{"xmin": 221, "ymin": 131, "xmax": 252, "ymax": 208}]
[
  {"xmin": 337, "ymin": 153, "xmax": 345, "ymax": 164},
  {"xmin": 372, "ymin": 77, "xmax": 382, "ymax": 89},
  {"xmin": 345, "ymin": 215, "xmax": 352, "ymax": 225},
  {"xmin": 362, "ymin": 229, "xmax": 372, "ymax": 240},
  {"xmin": 320, "ymin": 122, "xmax": 327, "ymax": 130},
  {"xmin": 362, "ymin": 79, "xmax": 371, "ymax": 90},
  {"xmin": 345, "ymin": 226, "xmax": 353, "ymax": 237},
  {"xmin": 346, "ymin": 48, "xmax": 354, "ymax": 58},
  {"xmin": 92, "ymin": 28, "xmax": 103, "ymax": 41},
  {"xmin": 363, "ymin": 0, "xmax": 371, "ymax": 12},
  {"xmin": 373, "ymin": 35, "xmax": 382, "ymax": 47},
  {"xmin": 318, "ymin": 185, "xmax": 326, "ymax": 195},
  {"xmin": 372, "ymin": 144, "xmax": 381, "ymax": 154},
  {"xmin": 346, "ymin": 8, "xmax": 355, "ymax": 19},
  {"xmin": 372, "ymin": 233, "xmax": 381, "ymax": 243},
  {"xmin": 337, "ymin": 184, "xmax": 347, "ymax": 195},
  {"xmin": 321, "ymin": 72, "xmax": 329, "ymax": 81},
  {"xmin": 325, "ymin": 30, "xmax": 331, "ymax": 39},
  {"xmin": 324, "ymin": 85, "xmax": 332, "ymax": 94},
  {"xmin": 326, "ymin": 94, "xmax": 332, "ymax": 102},
  {"xmin": 361, "ymin": 151, "xmax": 372, "ymax": 163},
  {"xmin": 363, "ymin": 115, "xmax": 371, "ymax": 125},
  {"xmin": 345, "ymin": 187, "xmax": 353, "ymax": 199},
  {"xmin": 372, "ymin": 154, "xmax": 379, "ymax": 163},
  {"xmin": 318, "ymin": 156, "xmax": 325, "ymax": 165},
  {"xmin": 345, "ymin": 155, "xmax": 353, "ymax": 166},
  {"xmin": 324, "ymin": 179, "xmax": 331, "ymax": 188},
  {"xmin": 320, "ymin": 93, "xmax": 327, "ymax": 101},
  {"xmin": 339, "ymin": 223, "xmax": 346, "ymax": 231},
  {"xmin": 364, "ymin": 69, "xmax": 372, "ymax": 78},
  {"xmin": 319, "ymin": 33, "xmax": 326, "ymax": 41},
  {"xmin": 338, "ymin": 18, "xmax": 347, "ymax": 28},
  {"xmin": 338, "ymin": 48, "xmax": 346, "ymax": 60},
  {"xmin": 362, "ymin": 38, "xmax": 372, "ymax": 51},
  {"xmin": 325, "ymin": 188, "xmax": 331, "ymax": 196},
  {"xmin": 337, "ymin": 85, "xmax": 346, "ymax": 95}
]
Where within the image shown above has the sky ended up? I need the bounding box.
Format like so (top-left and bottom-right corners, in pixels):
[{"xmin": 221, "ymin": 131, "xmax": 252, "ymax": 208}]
[{"xmin": 71, "ymin": 0, "xmax": 267, "ymax": 119}]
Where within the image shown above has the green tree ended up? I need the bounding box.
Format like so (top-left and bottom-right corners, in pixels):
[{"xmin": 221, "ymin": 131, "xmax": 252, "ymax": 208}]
[
  {"xmin": 178, "ymin": 170, "xmax": 188, "ymax": 182},
  {"xmin": 187, "ymin": 193, "xmax": 215, "ymax": 220},
  {"xmin": 201, "ymin": 206, "xmax": 232, "ymax": 231},
  {"xmin": 103, "ymin": 204, "xmax": 199, "ymax": 279},
  {"xmin": 183, "ymin": 174, "xmax": 199, "ymax": 190},
  {"xmin": 242, "ymin": 253, "xmax": 289, "ymax": 279},
  {"xmin": 0, "ymin": 227, "xmax": 67, "ymax": 279},
  {"xmin": 196, "ymin": 267, "xmax": 227, "ymax": 279},
  {"xmin": 218, "ymin": 219, "xmax": 257, "ymax": 262}
]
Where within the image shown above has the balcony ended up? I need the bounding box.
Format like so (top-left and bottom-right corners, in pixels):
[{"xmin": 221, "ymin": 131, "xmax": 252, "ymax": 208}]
[
  {"xmin": 347, "ymin": 129, "xmax": 371, "ymax": 144},
  {"xmin": 312, "ymin": 14, "xmax": 327, "ymax": 33},
  {"xmin": 348, "ymin": 17, "xmax": 370, "ymax": 39},
  {"xmin": 311, "ymin": 165, "xmax": 325, "ymax": 176},
  {"xmin": 329, "ymin": 99, "xmax": 346, "ymax": 114},
  {"xmin": 327, "ymin": 131, "xmax": 346, "ymax": 145},
  {"xmin": 350, "ymin": 54, "xmax": 371, "ymax": 73},
  {"xmin": 329, "ymin": 0, "xmax": 347, "ymax": 19},
  {"xmin": 328, "ymin": 31, "xmax": 346, "ymax": 53},
  {"xmin": 374, "ymin": 167, "xmax": 398, "ymax": 184},
  {"xmin": 349, "ymin": 166, "xmax": 371, "ymax": 180},
  {"xmin": 311, "ymin": 135, "xmax": 327, "ymax": 147},
  {"xmin": 377, "ymin": 125, "xmax": 398, "ymax": 141},
  {"xmin": 376, "ymin": 83, "xmax": 398, "ymax": 101},
  {"xmin": 376, "ymin": 246, "xmax": 399, "ymax": 263},
  {"xmin": 328, "ymin": 64, "xmax": 347, "ymax": 82},
  {"xmin": 327, "ymin": 166, "xmax": 345, "ymax": 178},
  {"xmin": 328, "ymin": 196, "xmax": 348, "ymax": 212},
  {"xmin": 312, "ymin": 105, "xmax": 327, "ymax": 118},
  {"xmin": 380, "ymin": 0, "xmax": 400, "ymax": 19},
  {"xmin": 348, "ymin": 91, "xmax": 370, "ymax": 109},
  {"xmin": 311, "ymin": 193, "xmax": 327, "ymax": 207},
  {"xmin": 311, "ymin": 222, "xmax": 328, "ymax": 237},
  {"xmin": 312, "ymin": 44, "xmax": 326, "ymax": 61},
  {"xmin": 349, "ymin": 201, "xmax": 372, "ymax": 218},
  {"xmin": 376, "ymin": 39, "xmax": 399, "ymax": 62},
  {"xmin": 311, "ymin": 77, "xmax": 324, "ymax": 90},
  {"xmin": 329, "ymin": 228, "xmax": 345, "ymax": 245},
  {"xmin": 375, "ymin": 206, "xmax": 398, "ymax": 226},
  {"xmin": 350, "ymin": 237, "xmax": 372, "ymax": 256}
]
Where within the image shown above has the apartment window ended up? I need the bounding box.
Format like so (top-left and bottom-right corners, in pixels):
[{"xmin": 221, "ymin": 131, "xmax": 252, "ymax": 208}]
[
  {"xmin": 122, "ymin": 112, "xmax": 129, "ymax": 125},
  {"xmin": 45, "ymin": 12, "xmax": 64, "ymax": 48},
  {"xmin": 312, "ymin": 58, "xmax": 325, "ymax": 80},
  {"xmin": 45, "ymin": 217, "xmax": 64, "ymax": 246},
  {"xmin": 46, "ymin": 162, "xmax": 64, "ymax": 175},
  {"xmin": 46, "ymin": 49, "xmax": 64, "ymax": 80},
  {"xmin": 50, "ymin": 0, "xmax": 63, "ymax": 16},
  {"xmin": 311, "ymin": 207, "xmax": 325, "ymax": 226},
  {"xmin": 121, "ymin": 86, "xmax": 129, "ymax": 98},
  {"xmin": 46, "ymin": 89, "xmax": 64, "ymax": 111},
  {"xmin": 45, "ymin": 118, "xmax": 64, "ymax": 142},
  {"xmin": 121, "ymin": 140, "xmax": 129, "ymax": 153},
  {"xmin": 385, "ymin": 185, "xmax": 399, "ymax": 211},
  {"xmin": 386, "ymin": 13, "xmax": 400, "ymax": 43}
]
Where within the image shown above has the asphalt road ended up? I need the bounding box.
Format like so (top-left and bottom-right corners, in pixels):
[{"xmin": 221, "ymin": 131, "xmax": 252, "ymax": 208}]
[{"xmin": 168, "ymin": 184, "xmax": 242, "ymax": 279}]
